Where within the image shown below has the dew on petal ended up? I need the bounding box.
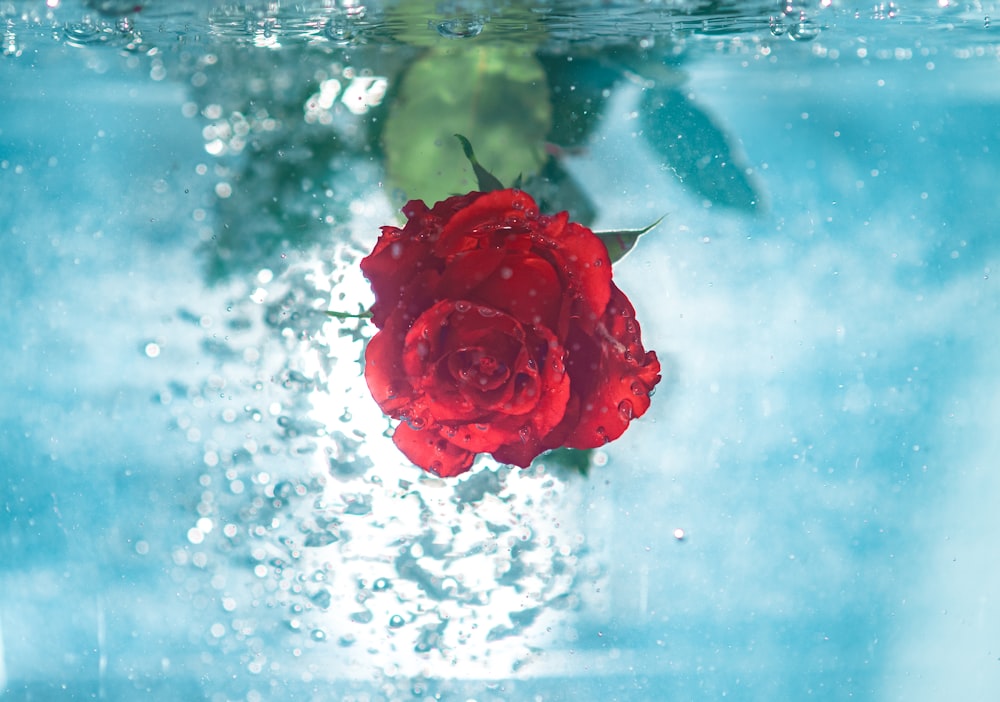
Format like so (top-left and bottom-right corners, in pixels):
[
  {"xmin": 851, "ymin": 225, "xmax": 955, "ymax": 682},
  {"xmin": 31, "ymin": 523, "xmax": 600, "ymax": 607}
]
[
  {"xmin": 618, "ymin": 400, "xmax": 634, "ymax": 421},
  {"xmin": 596, "ymin": 426, "xmax": 609, "ymax": 444}
]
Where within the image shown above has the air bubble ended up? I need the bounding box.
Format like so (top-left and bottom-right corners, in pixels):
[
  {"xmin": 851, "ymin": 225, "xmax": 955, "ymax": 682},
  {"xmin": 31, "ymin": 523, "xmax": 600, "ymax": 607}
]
[
  {"xmin": 372, "ymin": 577, "xmax": 391, "ymax": 592},
  {"xmin": 454, "ymin": 300, "xmax": 472, "ymax": 313},
  {"xmin": 388, "ymin": 614, "xmax": 406, "ymax": 628}
]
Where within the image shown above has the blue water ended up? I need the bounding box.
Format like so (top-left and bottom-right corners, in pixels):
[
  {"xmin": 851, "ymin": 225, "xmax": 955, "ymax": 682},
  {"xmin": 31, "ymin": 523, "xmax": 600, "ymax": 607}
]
[{"xmin": 2, "ymin": 1, "xmax": 999, "ymax": 700}]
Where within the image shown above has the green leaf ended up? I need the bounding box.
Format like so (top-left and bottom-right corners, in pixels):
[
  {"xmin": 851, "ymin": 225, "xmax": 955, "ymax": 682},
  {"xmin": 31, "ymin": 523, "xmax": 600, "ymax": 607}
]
[
  {"xmin": 455, "ymin": 134, "xmax": 505, "ymax": 192},
  {"xmin": 516, "ymin": 156, "xmax": 597, "ymax": 227},
  {"xmin": 596, "ymin": 216, "xmax": 664, "ymax": 264},
  {"xmin": 639, "ymin": 86, "xmax": 760, "ymax": 212},
  {"xmin": 382, "ymin": 46, "xmax": 551, "ymax": 204},
  {"xmin": 538, "ymin": 447, "xmax": 593, "ymax": 477}
]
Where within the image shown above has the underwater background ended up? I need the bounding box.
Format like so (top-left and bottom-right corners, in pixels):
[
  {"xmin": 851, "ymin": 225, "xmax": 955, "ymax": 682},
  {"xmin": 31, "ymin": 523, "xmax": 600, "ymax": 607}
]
[{"xmin": 1, "ymin": 1, "xmax": 999, "ymax": 700}]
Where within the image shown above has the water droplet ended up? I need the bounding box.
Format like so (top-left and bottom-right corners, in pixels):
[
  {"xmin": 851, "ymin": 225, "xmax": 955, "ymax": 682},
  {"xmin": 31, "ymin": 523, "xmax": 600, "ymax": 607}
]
[
  {"xmin": 310, "ymin": 628, "xmax": 327, "ymax": 641},
  {"xmin": 455, "ymin": 300, "xmax": 472, "ymax": 313},
  {"xmin": 436, "ymin": 16, "xmax": 487, "ymax": 39},
  {"xmin": 406, "ymin": 415, "xmax": 426, "ymax": 431},
  {"xmin": 64, "ymin": 19, "xmax": 109, "ymax": 46},
  {"xmin": 477, "ymin": 305, "xmax": 499, "ymax": 317},
  {"xmin": 372, "ymin": 577, "xmax": 391, "ymax": 592},
  {"xmin": 769, "ymin": 16, "xmax": 786, "ymax": 36},
  {"xmin": 630, "ymin": 381, "xmax": 648, "ymax": 396},
  {"xmin": 428, "ymin": 460, "xmax": 443, "ymax": 474},
  {"xmin": 389, "ymin": 614, "xmax": 406, "ymax": 628},
  {"xmin": 595, "ymin": 426, "xmax": 609, "ymax": 444},
  {"xmin": 789, "ymin": 18, "xmax": 821, "ymax": 41},
  {"xmin": 618, "ymin": 400, "xmax": 634, "ymax": 421}
]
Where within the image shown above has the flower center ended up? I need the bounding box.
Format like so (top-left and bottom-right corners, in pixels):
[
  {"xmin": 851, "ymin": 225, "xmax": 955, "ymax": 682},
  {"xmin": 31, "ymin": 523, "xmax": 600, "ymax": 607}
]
[{"xmin": 449, "ymin": 348, "xmax": 510, "ymax": 392}]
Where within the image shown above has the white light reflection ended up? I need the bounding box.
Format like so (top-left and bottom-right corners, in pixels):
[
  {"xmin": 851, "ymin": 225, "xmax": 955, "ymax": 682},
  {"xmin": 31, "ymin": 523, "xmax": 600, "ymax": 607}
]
[{"xmin": 279, "ymin": 240, "xmax": 592, "ymax": 680}]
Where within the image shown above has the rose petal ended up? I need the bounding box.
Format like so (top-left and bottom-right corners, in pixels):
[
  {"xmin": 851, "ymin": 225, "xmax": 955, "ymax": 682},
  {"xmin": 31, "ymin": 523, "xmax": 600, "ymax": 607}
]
[
  {"xmin": 363, "ymin": 314, "xmax": 413, "ymax": 415},
  {"xmin": 559, "ymin": 284, "xmax": 661, "ymax": 449},
  {"xmin": 537, "ymin": 214, "xmax": 613, "ymax": 328},
  {"xmin": 392, "ymin": 423, "xmax": 476, "ymax": 477},
  {"xmin": 362, "ymin": 194, "xmax": 483, "ymax": 328},
  {"xmin": 470, "ymin": 253, "xmax": 564, "ymax": 332},
  {"xmin": 434, "ymin": 247, "xmax": 508, "ymax": 301},
  {"xmin": 434, "ymin": 189, "xmax": 539, "ymax": 258}
]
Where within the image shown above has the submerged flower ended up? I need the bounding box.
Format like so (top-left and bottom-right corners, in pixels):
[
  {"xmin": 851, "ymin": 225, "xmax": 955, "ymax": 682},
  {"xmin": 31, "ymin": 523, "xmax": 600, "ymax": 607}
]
[{"xmin": 361, "ymin": 189, "xmax": 660, "ymax": 477}]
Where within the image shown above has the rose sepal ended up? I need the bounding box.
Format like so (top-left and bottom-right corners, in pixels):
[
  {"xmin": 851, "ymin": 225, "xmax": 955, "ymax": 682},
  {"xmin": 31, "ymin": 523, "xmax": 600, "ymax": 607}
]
[
  {"xmin": 455, "ymin": 134, "xmax": 506, "ymax": 193},
  {"xmin": 595, "ymin": 215, "xmax": 665, "ymax": 263}
]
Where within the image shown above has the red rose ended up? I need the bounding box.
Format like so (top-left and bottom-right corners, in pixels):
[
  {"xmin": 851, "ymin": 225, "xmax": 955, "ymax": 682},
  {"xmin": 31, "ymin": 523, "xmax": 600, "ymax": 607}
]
[{"xmin": 361, "ymin": 189, "xmax": 661, "ymax": 477}]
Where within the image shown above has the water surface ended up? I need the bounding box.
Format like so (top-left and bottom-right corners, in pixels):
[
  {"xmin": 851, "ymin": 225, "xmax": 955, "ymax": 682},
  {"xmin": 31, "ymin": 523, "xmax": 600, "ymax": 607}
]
[{"xmin": 2, "ymin": 1, "xmax": 999, "ymax": 700}]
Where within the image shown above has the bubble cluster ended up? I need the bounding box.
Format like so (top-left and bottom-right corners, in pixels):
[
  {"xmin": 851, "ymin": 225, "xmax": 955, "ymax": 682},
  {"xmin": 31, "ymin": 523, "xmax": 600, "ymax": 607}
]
[{"xmin": 167, "ymin": 249, "xmax": 595, "ymax": 691}]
